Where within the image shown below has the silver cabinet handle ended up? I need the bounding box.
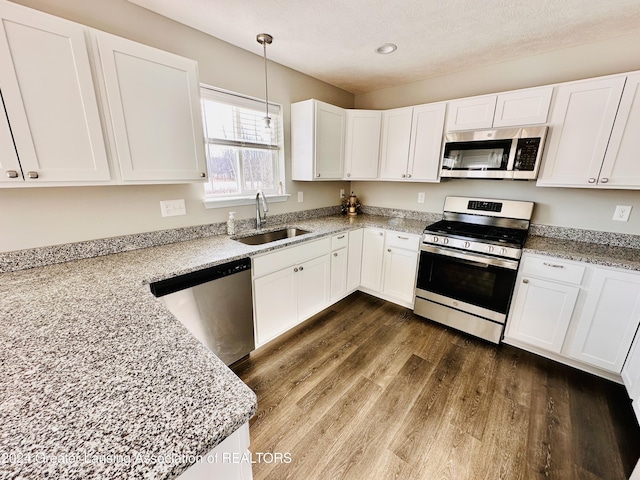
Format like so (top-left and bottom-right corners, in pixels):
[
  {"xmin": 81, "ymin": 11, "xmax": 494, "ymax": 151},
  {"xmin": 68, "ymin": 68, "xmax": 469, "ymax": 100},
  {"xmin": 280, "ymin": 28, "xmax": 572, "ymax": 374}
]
[
  {"xmin": 299, "ymin": 266, "xmax": 304, "ymax": 271},
  {"xmin": 379, "ymin": 232, "xmax": 383, "ymax": 236},
  {"xmin": 523, "ymin": 279, "xmax": 529, "ymax": 284},
  {"xmin": 27, "ymin": 171, "xmax": 39, "ymax": 179},
  {"xmin": 337, "ymin": 235, "xmax": 345, "ymax": 239},
  {"xmin": 346, "ymin": 173, "xmax": 351, "ymax": 177},
  {"xmin": 397, "ymin": 236, "xmax": 409, "ymax": 240},
  {"xmin": 6, "ymin": 170, "xmax": 19, "ymax": 178},
  {"xmin": 334, "ymin": 252, "xmax": 338, "ymax": 257},
  {"xmin": 401, "ymin": 174, "xmax": 406, "ymax": 178},
  {"xmin": 588, "ymin": 178, "xmax": 596, "ymax": 183},
  {"xmin": 316, "ymin": 173, "xmax": 321, "ymax": 178},
  {"xmin": 600, "ymin": 177, "xmax": 609, "ymax": 183},
  {"xmin": 200, "ymin": 172, "xmax": 206, "ymax": 178},
  {"xmin": 543, "ymin": 262, "xmax": 564, "ymax": 268},
  {"xmin": 407, "ymin": 174, "xmax": 412, "ymax": 178},
  {"xmin": 294, "ymin": 267, "xmax": 299, "ymax": 272},
  {"xmin": 387, "ymin": 248, "xmax": 392, "ymax": 252}
]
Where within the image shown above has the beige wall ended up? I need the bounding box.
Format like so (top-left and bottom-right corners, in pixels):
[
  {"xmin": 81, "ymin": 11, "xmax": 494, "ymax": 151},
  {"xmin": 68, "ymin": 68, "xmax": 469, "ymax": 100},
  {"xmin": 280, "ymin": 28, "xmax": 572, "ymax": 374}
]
[
  {"xmin": 1, "ymin": 0, "xmax": 353, "ymax": 253},
  {"xmin": 353, "ymin": 33, "xmax": 640, "ymax": 234}
]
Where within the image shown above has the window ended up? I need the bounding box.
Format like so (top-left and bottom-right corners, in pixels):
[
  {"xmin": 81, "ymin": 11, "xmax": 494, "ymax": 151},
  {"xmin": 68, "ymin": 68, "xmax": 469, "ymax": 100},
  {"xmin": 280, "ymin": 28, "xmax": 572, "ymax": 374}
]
[{"xmin": 200, "ymin": 86, "xmax": 285, "ymax": 205}]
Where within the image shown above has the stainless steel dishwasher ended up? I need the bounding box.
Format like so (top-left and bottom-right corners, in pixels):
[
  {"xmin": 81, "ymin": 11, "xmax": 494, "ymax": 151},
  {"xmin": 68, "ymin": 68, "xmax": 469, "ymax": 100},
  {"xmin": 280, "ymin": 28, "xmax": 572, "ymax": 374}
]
[{"xmin": 150, "ymin": 257, "xmax": 254, "ymax": 365}]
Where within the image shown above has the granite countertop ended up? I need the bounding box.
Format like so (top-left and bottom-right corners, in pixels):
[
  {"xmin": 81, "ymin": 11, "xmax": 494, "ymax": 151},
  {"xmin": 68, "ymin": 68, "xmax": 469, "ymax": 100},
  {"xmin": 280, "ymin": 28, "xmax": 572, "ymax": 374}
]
[
  {"xmin": 0, "ymin": 213, "xmax": 425, "ymax": 480},
  {"xmin": 524, "ymin": 235, "xmax": 640, "ymax": 271}
]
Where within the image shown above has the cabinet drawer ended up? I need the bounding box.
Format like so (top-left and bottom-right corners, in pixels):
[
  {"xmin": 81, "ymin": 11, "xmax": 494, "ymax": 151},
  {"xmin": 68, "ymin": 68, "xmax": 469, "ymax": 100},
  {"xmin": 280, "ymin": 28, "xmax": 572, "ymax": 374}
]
[
  {"xmin": 385, "ymin": 232, "xmax": 420, "ymax": 251},
  {"xmin": 331, "ymin": 232, "xmax": 349, "ymax": 250},
  {"xmin": 253, "ymin": 237, "xmax": 331, "ymax": 278},
  {"xmin": 521, "ymin": 256, "xmax": 585, "ymax": 285}
]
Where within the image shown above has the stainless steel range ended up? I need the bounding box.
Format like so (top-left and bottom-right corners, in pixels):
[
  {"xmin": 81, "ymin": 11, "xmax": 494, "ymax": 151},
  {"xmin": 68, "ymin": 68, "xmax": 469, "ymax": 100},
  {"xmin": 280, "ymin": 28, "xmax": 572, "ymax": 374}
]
[{"xmin": 414, "ymin": 196, "xmax": 534, "ymax": 343}]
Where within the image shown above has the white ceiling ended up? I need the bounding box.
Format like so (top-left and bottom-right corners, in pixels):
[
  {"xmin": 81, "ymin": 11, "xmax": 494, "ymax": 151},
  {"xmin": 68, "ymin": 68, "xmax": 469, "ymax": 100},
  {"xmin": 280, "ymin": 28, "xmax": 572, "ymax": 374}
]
[{"xmin": 127, "ymin": 0, "xmax": 640, "ymax": 95}]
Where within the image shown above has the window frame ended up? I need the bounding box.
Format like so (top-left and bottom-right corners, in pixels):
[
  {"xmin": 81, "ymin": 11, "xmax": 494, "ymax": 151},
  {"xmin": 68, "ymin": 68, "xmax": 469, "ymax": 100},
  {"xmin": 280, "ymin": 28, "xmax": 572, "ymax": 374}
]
[{"xmin": 200, "ymin": 85, "xmax": 288, "ymax": 209}]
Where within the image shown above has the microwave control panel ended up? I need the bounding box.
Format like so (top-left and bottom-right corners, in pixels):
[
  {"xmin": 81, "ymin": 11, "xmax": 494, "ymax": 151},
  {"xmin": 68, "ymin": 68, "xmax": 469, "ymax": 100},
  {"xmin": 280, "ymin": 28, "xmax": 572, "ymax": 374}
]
[{"xmin": 513, "ymin": 138, "xmax": 541, "ymax": 171}]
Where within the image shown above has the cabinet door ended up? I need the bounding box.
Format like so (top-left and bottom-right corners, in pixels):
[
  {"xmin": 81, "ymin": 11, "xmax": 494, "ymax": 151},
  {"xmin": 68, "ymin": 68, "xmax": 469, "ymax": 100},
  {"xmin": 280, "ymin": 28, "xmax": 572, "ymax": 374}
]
[
  {"xmin": 347, "ymin": 229, "xmax": 363, "ymax": 292},
  {"xmin": 407, "ymin": 102, "xmax": 446, "ymax": 181},
  {"xmin": 493, "ymin": 86, "xmax": 553, "ymax": 127},
  {"xmin": 537, "ymin": 76, "xmax": 625, "ymax": 187},
  {"xmin": 0, "ymin": 4, "xmax": 110, "ymax": 183},
  {"xmin": 445, "ymin": 95, "xmax": 497, "ymax": 131},
  {"xmin": 297, "ymin": 254, "xmax": 331, "ymax": 321},
  {"xmin": 253, "ymin": 267, "xmax": 297, "ymax": 346},
  {"xmin": 506, "ymin": 276, "xmax": 579, "ymax": 353},
  {"xmin": 330, "ymin": 248, "xmax": 348, "ymax": 301},
  {"xmin": 0, "ymin": 94, "xmax": 22, "ymax": 183},
  {"xmin": 344, "ymin": 110, "xmax": 381, "ymax": 179},
  {"xmin": 382, "ymin": 245, "xmax": 419, "ymax": 305},
  {"xmin": 95, "ymin": 31, "xmax": 206, "ymax": 182},
  {"xmin": 568, "ymin": 268, "xmax": 640, "ymax": 373},
  {"xmin": 379, "ymin": 107, "xmax": 412, "ymax": 180},
  {"xmin": 360, "ymin": 229, "xmax": 385, "ymax": 292},
  {"xmin": 315, "ymin": 101, "xmax": 345, "ymax": 179},
  {"xmin": 599, "ymin": 73, "xmax": 640, "ymax": 188},
  {"xmin": 622, "ymin": 333, "xmax": 640, "ymax": 401}
]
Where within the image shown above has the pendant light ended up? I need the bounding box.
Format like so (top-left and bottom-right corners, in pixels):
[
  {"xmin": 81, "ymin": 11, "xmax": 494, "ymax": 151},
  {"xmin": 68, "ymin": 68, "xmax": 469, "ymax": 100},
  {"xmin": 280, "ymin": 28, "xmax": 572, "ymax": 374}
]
[{"xmin": 256, "ymin": 33, "xmax": 273, "ymax": 132}]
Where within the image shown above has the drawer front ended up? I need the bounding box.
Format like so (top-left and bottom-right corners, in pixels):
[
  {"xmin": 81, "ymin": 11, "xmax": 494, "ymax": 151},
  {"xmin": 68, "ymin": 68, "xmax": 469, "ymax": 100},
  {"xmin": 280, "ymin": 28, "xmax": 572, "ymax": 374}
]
[
  {"xmin": 331, "ymin": 232, "xmax": 349, "ymax": 250},
  {"xmin": 521, "ymin": 255, "xmax": 585, "ymax": 285},
  {"xmin": 253, "ymin": 237, "xmax": 331, "ymax": 278},
  {"xmin": 385, "ymin": 231, "xmax": 420, "ymax": 251}
]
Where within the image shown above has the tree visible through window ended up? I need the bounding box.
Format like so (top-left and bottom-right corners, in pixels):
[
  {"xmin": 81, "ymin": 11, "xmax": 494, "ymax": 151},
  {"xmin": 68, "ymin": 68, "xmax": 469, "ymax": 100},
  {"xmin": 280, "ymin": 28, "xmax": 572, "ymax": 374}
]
[{"xmin": 201, "ymin": 87, "xmax": 283, "ymax": 197}]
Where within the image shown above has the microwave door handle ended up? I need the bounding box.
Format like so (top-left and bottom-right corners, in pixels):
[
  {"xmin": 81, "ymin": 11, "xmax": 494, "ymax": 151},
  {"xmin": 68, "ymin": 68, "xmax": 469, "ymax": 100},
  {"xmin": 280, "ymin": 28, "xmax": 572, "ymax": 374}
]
[{"xmin": 506, "ymin": 138, "xmax": 518, "ymax": 170}]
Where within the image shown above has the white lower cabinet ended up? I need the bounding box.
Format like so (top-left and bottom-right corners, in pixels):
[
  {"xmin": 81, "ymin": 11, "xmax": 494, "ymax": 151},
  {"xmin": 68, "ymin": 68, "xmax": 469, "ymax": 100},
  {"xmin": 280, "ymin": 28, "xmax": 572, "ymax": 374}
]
[
  {"xmin": 253, "ymin": 238, "xmax": 330, "ymax": 347},
  {"xmin": 623, "ymin": 332, "xmax": 640, "ymax": 408},
  {"xmin": 177, "ymin": 422, "xmax": 252, "ymax": 480},
  {"xmin": 506, "ymin": 252, "xmax": 640, "ymax": 380},
  {"xmin": 346, "ymin": 229, "xmax": 363, "ymax": 292},
  {"xmin": 330, "ymin": 233, "xmax": 349, "ymax": 301},
  {"xmin": 360, "ymin": 228, "xmax": 420, "ymax": 308}
]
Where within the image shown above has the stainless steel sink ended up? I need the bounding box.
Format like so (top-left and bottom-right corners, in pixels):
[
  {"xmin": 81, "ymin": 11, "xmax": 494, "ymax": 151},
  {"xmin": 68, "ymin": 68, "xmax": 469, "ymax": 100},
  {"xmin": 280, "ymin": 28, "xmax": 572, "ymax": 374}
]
[{"xmin": 233, "ymin": 228, "xmax": 310, "ymax": 245}]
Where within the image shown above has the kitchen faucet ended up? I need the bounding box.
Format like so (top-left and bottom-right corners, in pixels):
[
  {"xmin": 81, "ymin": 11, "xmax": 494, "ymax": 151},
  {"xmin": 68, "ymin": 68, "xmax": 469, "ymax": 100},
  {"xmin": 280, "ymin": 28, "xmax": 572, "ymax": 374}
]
[{"xmin": 256, "ymin": 190, "xmax": 269, "ymax": 230}]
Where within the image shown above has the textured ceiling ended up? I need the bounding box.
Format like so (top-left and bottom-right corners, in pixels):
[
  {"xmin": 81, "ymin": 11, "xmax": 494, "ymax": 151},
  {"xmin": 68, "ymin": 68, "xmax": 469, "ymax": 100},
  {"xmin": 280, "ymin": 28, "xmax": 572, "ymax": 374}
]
[{"xmin": 127, "ymin": 0, "xmax": 640, "ymax": 94}]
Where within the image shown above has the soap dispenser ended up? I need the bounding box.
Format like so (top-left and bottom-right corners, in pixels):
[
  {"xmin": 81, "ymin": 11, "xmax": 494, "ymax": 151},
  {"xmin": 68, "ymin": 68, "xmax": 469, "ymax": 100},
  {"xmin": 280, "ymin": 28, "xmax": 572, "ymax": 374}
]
[{"xmin": 227, "ymin": 212, "xmax": 236, "ymax": 235}]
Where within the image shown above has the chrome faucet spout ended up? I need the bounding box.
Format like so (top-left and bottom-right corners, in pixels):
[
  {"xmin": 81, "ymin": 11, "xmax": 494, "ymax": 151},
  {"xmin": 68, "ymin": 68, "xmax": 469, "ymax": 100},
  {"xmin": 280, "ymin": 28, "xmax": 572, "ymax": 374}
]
[{"xmin": 256, "ymin": 190, "xmax": 269, "ymax": 230}]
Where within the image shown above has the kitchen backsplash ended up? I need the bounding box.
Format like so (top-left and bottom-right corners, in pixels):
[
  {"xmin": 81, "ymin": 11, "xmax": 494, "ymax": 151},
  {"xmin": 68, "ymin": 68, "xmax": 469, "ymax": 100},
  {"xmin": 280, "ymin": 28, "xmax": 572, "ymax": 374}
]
[{"xmin": 1, "ymin": 204, "xmax": 638, "ymax": 274}]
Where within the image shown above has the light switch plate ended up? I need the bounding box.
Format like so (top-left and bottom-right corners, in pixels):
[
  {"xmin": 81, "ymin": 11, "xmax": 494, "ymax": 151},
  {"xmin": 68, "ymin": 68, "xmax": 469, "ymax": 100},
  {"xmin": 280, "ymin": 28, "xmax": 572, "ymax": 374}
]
[
  {"xmin": 160, "ymin": 199, "xmax": 186, "ymax": 217},
  {"xmin": 298, "ymin": 191, "xmax": 304, "ymax": 203},
  {"xmin": 340, "ymin": 188, "xmax": 345, "ymax": 199},
  {"xmin": 418, "ymin": 192, "xmax": 425, "ymax": 204},
  {"xmin": 613, "ymin": 205, "xmax": 632, "ymax": 222}
]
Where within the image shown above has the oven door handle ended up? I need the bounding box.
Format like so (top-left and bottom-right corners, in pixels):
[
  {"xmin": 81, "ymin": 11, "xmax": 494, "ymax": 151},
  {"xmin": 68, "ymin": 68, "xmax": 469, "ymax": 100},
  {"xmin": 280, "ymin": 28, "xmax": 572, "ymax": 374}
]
[{"xmin": 420, "ymin": 244, "xmax": 519, "ymax": 270}]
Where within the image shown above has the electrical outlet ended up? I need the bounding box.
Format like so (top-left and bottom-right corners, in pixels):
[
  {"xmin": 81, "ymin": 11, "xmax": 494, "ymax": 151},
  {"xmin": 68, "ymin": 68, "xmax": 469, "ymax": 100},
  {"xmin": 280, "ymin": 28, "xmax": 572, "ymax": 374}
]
[
  {"xmin": 160, "ymin": 199, "xmax": 186, "ymax": 217},
  {"xmin": 418, "ymin": 192, "xmax": 425, "ymax": 204},
  {"xmin": 298, "ymin": 191, "xmax": 304, "ymax": 203},
  {"xmin": 340, "ymin": 188, "xmax": 345, "ymax": 199},
  {"xmin": 613, "ymin": 205, "xmax": 632, "ymax": 222}
]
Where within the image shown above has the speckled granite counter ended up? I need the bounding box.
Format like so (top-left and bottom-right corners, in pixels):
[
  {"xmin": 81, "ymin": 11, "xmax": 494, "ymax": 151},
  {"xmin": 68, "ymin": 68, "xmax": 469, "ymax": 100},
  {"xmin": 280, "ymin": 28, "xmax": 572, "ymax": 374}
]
[
  {"xmin": 524, "ymin": 235, "xmax": 640, "ymax": 271},
  {"xmin": 0, "ymin": 213, "xmax": 425, "ymax": 479}
]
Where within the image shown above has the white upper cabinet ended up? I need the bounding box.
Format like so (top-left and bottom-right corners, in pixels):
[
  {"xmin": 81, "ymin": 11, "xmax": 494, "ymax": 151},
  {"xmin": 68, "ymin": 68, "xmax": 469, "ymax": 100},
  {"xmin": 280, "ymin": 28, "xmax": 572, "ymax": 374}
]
[
  {"xmin": 599, "ymin": 73, "xmax": 640, "ymax": 188},
  {"xmin": 537, "ymin": 76, "xmax": 626, "ymax": 188},
  {"xmin": 379, "ymin": 107, "xmax": 413, "ymax": 180},
  {"xmin": 446, "ymin": 95, "xmax": 497, "ymax": 131},
  {"xmin": 343, "ymin": 109, "xmax": 381, "ymax": 180},
  {"xmin": 0, "ymin": 95, "xmax": 22, "ymax": 184},
  {"xmin": 94, "ymin": 31, "xmax": 206, "ymax": 183},
  {"xmin": 407, "ymin": 102, "xmax": 446, "ymax": 182},
  {"xmin": 0, "ymin": 2, "xmax": 110, "ymax": 185},
  {"xmin": 446, "ymin": 86, "xmax": 553, "ymax": 131},
  {"xmin": 291, "ymin": 99, "xmax": 345, "ymax": 181}
]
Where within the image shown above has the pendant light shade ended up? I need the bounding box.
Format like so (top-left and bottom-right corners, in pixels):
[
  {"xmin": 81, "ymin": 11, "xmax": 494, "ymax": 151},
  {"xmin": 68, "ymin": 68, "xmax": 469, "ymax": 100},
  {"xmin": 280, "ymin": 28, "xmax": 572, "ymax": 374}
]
[{"xmin": 256, "ymin": 33, "xmax": 273, "ymax": 131}]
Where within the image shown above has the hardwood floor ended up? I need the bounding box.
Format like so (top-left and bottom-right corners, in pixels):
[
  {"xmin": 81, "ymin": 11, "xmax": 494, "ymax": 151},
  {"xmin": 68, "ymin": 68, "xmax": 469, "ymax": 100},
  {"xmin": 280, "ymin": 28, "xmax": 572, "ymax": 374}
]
[{"xmin": 232, "ymin": 292, "xmax": 640, "ymax": 480}]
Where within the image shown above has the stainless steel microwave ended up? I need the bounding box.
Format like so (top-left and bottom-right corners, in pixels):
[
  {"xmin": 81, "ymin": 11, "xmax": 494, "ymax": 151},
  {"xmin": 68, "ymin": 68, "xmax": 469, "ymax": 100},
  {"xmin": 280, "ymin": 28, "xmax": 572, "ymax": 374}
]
[{"xmin": 441, "ymin": 126, "xmax": 548, "ymax": 179}]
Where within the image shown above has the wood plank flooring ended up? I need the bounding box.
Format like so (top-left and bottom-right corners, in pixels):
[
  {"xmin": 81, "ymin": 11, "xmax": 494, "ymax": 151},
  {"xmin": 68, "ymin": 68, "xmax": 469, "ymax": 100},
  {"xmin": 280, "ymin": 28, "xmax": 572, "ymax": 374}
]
[{"xmin": 232, "ymin": 292, "xmax": 640, "ymax": 480}]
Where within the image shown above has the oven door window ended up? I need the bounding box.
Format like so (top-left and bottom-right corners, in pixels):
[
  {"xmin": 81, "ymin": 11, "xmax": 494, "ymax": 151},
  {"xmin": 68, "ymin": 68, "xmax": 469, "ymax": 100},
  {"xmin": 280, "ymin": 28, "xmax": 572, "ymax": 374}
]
[
  {"xmin": 442, "ymin": 139, "xmax": 512, "ymax": 170},
  {"xmin": 416, "ymin": 251, "xmax": 517, "ymax": 314}
]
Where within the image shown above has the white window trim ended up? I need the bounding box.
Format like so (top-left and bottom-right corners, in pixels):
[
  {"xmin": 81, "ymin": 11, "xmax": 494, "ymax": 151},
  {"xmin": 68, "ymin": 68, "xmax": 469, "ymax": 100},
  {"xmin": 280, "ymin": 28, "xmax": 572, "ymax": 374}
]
[
  {"xmin": 200, "ymin": 85, "xmax": 286, "ymax": 207},
  {"xmin": 203, "ymin": 193, "xmax": 290, "ymax": 209}
]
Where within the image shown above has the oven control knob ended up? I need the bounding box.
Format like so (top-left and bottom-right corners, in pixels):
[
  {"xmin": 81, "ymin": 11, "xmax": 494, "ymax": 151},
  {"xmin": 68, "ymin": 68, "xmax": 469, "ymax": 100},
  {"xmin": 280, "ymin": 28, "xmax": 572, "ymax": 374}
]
[
  {"xmin": 486, "ymin": 245, "xmax": 494, "ymax": 253},
  {"xmin": 463, "ymin": 241, "xmax": 471, "ymax": 249},
  {"xmin": 499, "ymin": 247, "xmax": 508, "ymax": 255},
  {"xmin": 431, "ymin": 236, "xmax": 439, "ymax": 243},
  {"xmin": 442, "ymin": 238, "xmax": 449, "ymax": 245}
]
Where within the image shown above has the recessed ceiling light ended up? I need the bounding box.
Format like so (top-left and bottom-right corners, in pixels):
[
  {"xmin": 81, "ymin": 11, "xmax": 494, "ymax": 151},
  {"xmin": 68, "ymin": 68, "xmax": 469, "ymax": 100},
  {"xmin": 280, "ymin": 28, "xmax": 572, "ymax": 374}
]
[{"xmin": 375, "ymin": 43, "xmax": 397, "ymax": 55}]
